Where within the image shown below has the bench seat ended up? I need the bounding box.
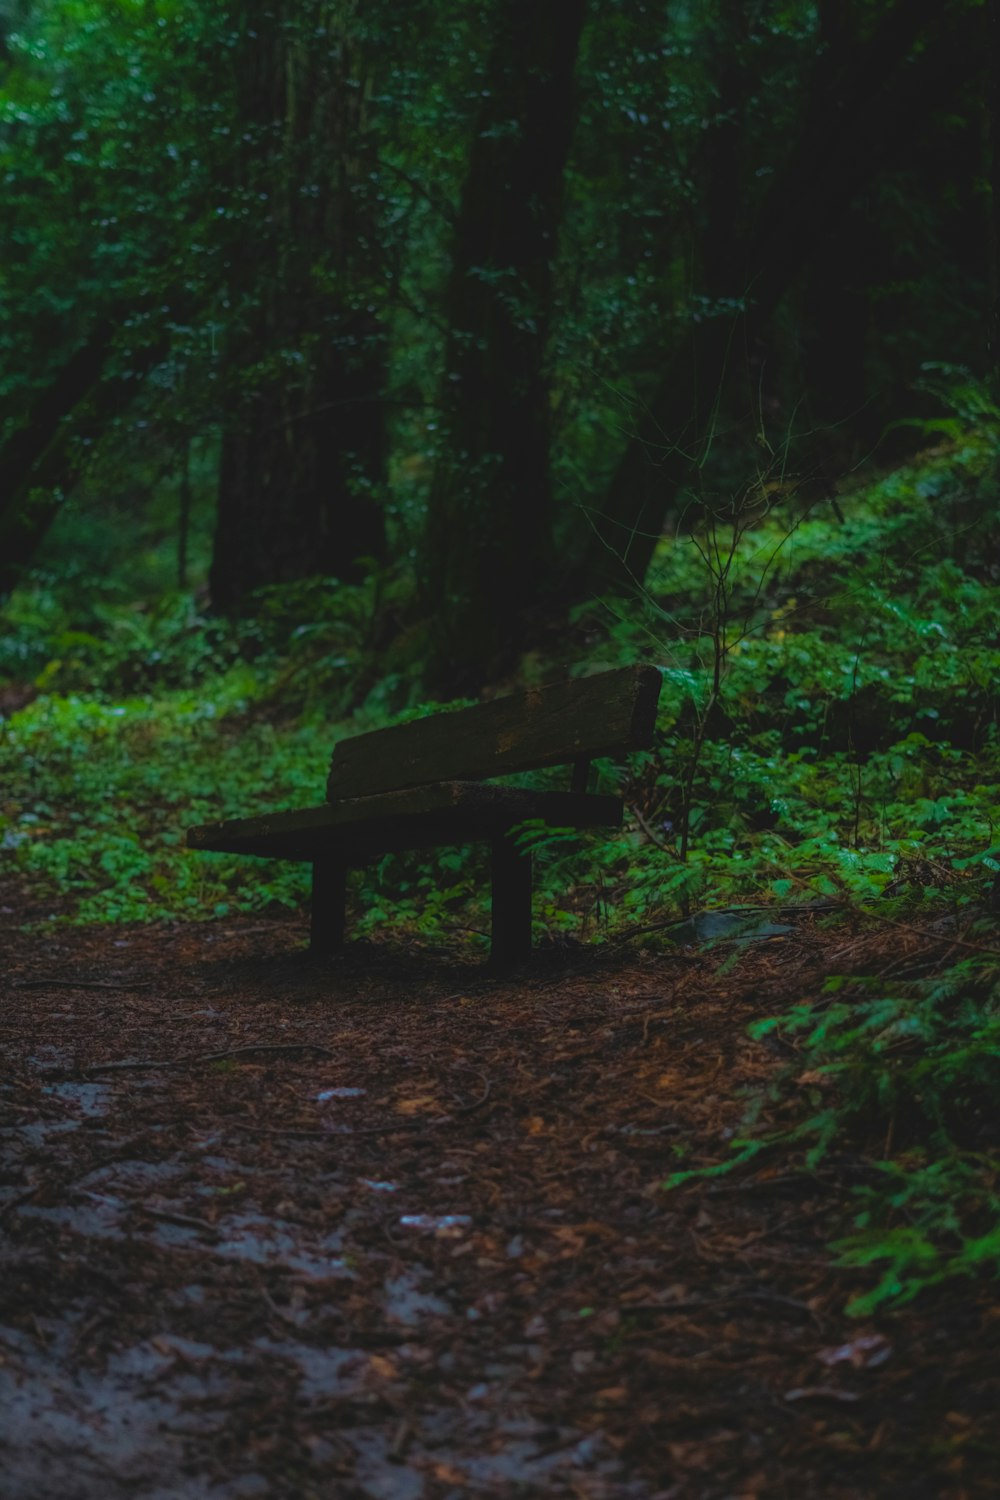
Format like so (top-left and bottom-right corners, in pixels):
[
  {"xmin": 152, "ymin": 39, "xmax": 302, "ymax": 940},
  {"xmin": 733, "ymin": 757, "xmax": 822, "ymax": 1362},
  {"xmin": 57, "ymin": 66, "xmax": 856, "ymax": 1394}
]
[{"xmin": 188, "ymin": 781, "xmax": 624, "ymax": 862}]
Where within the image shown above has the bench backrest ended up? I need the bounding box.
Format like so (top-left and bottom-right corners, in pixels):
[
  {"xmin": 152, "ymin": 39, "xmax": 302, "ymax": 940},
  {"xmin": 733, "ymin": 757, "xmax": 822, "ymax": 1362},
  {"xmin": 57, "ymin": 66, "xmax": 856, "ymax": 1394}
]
[{"xmin": 325, "ymin": 665, "xmax": 661, "ymax": 801}]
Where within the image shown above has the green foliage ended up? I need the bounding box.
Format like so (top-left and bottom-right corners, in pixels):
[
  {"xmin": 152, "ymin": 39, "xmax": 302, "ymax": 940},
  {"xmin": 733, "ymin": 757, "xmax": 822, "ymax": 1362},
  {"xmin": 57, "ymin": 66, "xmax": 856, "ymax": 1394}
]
[
  {"xmin": 662, "ymin": 941, "xmax": 1000, "ymax": 1316},
  {"xmin": 573, "ymin": 403, "xmax": 1000, "ymax": 930},
  {"xmin": 740, "ymin": 947, "xmax": 1000, "ymax": 1314},
  {"xmin": 0, "ymin": 0, "xmax": 228, "ymax": 401},
  {"xmin": 4, "ymin": 399, "xmax": 997, "ymax": 951},
  {"xmin": 0, "ymin": 684, "xmax": 324, "ymax": 921},
  {"xmin": 0, "ymin": 586, "xmax": 250, "ymax": 692},
  {"xmin": 621, "ymin": 404, "xmax": 1000, "ymax": 1317},
  {"xmin": 4, "ymin": 0, "xmax": 989, "ymax": 603},
  {"xmin": 836, "ymin": 1152, "xmax": 1000, "ymax": 1316}
]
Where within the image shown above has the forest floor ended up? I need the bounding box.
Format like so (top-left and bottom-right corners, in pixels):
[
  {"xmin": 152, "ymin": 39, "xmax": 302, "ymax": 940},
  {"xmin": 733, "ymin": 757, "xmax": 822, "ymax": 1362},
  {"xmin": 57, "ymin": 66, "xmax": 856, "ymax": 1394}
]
[{"xmin": 1, "ymin": 909, "xmax": 997, "ymax": 1500}]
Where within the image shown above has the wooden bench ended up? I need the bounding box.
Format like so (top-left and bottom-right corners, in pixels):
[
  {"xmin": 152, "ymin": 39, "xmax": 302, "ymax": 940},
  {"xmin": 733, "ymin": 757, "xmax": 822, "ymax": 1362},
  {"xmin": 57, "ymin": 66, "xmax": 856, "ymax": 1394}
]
[{"xmin": 187, "ymin": 665, "xmax": 661, "ymax": 965}]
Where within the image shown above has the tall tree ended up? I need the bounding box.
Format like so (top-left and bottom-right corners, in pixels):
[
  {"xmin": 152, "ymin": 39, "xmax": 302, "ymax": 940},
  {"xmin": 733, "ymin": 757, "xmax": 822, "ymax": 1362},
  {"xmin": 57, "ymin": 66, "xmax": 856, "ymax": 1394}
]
[
  {"xmin": 571, "ymin": 0, "xmax": 973, "ymax": 598},
  {"xmin": 209, "ymin": 0, "xmax": 387, "ymax": 609},
  {"xmin": 419, "ymin": 0, "xmax": 586, "ymax": 693}
]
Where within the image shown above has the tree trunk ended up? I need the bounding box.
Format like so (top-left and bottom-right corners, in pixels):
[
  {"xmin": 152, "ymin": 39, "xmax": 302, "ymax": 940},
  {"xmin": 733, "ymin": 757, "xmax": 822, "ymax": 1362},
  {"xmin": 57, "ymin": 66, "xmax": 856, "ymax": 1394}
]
[
  {"xmin": 0, "ymin": 323, "xmax": 168, "ymax": 598},
  {"xmin": 572, "ymin": 0, "xmax": 966, "ymax": 598},
  {"xmin": 419, "ymin": 0, "xmax": 586, "ymax": 695},
  {"xmin": 802, "ymin": 219, "xmax": 872, "ymax": 445},
  {"xmin": 209, "ymin": 0, "xmax": 386, "ymax": 611}
]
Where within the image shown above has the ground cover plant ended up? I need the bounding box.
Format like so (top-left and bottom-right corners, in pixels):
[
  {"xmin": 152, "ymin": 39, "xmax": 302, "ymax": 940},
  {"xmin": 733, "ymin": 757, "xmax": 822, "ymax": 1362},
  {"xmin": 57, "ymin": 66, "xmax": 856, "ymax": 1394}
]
[
  {"xmin": 2, "ymin": 405, "xmax": 999, "ymax": 1336},
  {"xmin": 4, "ymin": 402, "xmax": 998, "ymax": 939}
]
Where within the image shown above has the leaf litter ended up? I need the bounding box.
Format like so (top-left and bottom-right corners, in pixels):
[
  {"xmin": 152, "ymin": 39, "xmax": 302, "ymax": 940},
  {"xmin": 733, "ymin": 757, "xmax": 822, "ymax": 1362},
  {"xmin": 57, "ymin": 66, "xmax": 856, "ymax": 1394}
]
[{"xmin": 1, "ymin": 913, "xmax": 998, "ymax": 1497}]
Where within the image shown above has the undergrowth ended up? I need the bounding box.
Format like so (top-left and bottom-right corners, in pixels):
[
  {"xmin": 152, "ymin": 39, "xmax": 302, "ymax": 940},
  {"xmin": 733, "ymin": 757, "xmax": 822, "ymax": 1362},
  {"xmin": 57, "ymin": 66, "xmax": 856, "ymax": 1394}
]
[
  {"xmin": 2, "ymin": 381, "xmax": 999, "ymax": 1308},
  {"xmin": 635, "ymin": 383, "xmax": 1000, "ymax": 1314},
  {"xmin": 2, "ymin": 404, "xmax": 998, "ymax": 935},
  {"xmin": 667, "ymin": 939, "xmax": 1000, "ymax": 1316}
]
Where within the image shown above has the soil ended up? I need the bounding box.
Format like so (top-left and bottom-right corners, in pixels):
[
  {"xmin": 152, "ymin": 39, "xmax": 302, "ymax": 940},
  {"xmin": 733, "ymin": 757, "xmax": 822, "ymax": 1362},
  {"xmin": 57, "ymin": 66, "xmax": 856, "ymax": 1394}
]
[{"xmin": 1, "ymin": 913, "xmax": 997, "ymax": 1499}]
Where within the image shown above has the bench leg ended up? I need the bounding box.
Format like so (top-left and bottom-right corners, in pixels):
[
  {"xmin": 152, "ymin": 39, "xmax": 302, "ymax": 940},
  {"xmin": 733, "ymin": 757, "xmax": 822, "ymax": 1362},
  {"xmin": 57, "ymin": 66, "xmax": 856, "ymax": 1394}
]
[
  {"xmin": 310, "ymin": 857, "xmax": 347, "ymax": 954},
  {"xmin": 491, "ymin": 832, "xmax": 532, "ymax": 967}
]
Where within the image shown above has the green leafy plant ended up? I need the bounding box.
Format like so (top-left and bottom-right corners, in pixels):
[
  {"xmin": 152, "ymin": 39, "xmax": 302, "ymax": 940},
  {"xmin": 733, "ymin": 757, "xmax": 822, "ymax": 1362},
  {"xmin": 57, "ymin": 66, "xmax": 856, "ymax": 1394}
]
[{"xmin": 663, "ymin": 947, "xmax": 1000, "ymax": 1313}]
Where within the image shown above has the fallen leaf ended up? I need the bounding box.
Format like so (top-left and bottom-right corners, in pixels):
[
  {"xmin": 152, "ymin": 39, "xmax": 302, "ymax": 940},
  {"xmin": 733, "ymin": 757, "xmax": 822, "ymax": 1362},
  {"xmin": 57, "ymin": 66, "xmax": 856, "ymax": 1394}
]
[
  {"xmin": 395, "ymin": 1095, "xmax": 440, "ymax": 1116},
  {"xmin": 595, "ymin": 1386, "xmax": 627, "ymax": 1405},
  {"xmin": 431, "ymin": 1463, "xmax": 467, "ymax": 1484}
]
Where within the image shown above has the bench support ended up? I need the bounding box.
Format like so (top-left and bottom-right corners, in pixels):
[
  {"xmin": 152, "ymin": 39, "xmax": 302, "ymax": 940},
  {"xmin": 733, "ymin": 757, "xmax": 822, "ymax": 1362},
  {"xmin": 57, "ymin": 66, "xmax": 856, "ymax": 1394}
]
[
  {"xmin": 310, "ymin": 856, "xmax": 347, "ymax": 954},
  {"xmin": 491, "ymin": 832, "xmax": 532, "ymax": 967}
]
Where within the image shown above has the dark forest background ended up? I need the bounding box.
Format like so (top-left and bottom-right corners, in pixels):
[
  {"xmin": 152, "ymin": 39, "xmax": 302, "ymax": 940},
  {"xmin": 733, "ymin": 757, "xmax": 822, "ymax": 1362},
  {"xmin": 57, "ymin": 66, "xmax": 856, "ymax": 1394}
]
[{"xmin": 1, "ymin": 0, "xmax": 996, "ymax": 692}]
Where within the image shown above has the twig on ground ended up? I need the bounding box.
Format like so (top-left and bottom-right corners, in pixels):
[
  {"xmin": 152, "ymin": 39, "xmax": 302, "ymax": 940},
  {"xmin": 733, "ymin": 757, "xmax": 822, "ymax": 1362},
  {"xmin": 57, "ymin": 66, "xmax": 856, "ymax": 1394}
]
[
  {"xmin": 864, "ymin": 915, "xmax": 1000, "ymax": 960},
  {"xmin": 14, "ymin": 979, "xmax": 153, "ymax": 991},
  {"xmin": 452, "ymin": 1075, "xmax": 492, "ymax": 1115},
  {"xmin": 625, "ymin": 1288, "xmax": 818, "ymax": 1321},
  {"xmin": 607, "ymin": 920, "xmax": 701, "ymax": 949},
  {"xmin": 390, "ymin": 1420, "xmax": 414, "ymax": 1461},
  {"xmin": 630, "ymin": 804, "xmax": 673, "ymax": 852},
  {"xmin": 228, "ymin": 1118, "xmax": 451, "ymax": 1138},
  {"xmin": 181, "ymin": 1043, "xmax": 336, "ymax": 1064},
  {"xmin": 137, "ymin": 1203, "xmax": 219, "ymax": 1237},
  {"xmin": 78, "ymin": 1189, "xmax": 217, "ymax": 1237},
  {"xmin": 0, "ymin": 1186, "xmax": 39, "ymax": 1221},
  {"xmin": 78, "ymin": 1043, "xmax": 335, "ymax": 1075}
]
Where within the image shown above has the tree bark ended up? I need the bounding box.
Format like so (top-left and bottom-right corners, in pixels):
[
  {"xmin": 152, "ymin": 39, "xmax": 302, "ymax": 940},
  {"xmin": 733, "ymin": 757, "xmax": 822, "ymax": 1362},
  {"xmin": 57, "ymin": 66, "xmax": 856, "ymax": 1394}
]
[
  {"xmin": 419, "ymin": 0, "xmax": 586, "ymax": 695},
  {"xmin": 802, "ymin": 217, "xmax": 872, "ymax": 442},
  {"xmin": 209, "ymin": 0, "xmax": 386, "ymax": 611}
]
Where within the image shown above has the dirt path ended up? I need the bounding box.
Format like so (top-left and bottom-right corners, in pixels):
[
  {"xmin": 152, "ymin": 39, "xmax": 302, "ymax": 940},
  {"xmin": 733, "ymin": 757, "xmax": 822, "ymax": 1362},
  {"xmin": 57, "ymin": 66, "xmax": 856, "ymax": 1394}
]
[{"xmin": 1, "ymin": 918, "xmax": 995, "ymax": 1498}]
